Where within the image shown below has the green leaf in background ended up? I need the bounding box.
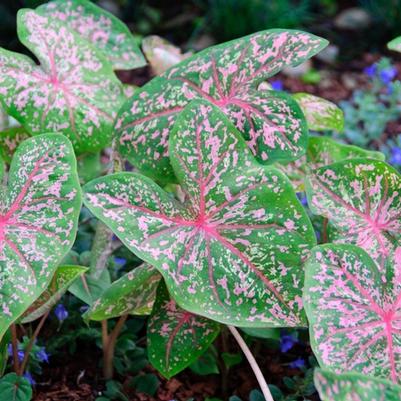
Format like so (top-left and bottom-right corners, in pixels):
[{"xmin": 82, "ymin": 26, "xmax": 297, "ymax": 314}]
[
  {"xmin": 304, "ymin": 244, "xmax": 401, "ymax": 383},
  {"xmin": 77, "ymin": 152, "xmax": 102, "ymax": 185},
  {"xmin": 0, "ymin": 329, "xmax": 10, "ymax": 376},
  {"xmin": 0, "ymin": 373, "xmax": 32, "ymax": 401},
  {"xmin": 0, "ymin": 127, "xmax": 31, "ymax": 164},
  {"xmin": 0, "ymin": 134, "xmax": 81, "ymax": 341},
  {"xmin": 315, "ymin": 369, "xmax": 401, "ymax": 400},
  {"xmin": 130, "ymin": 373, "xmax": 160, "ymax": 396},
  {"xmin": 293, "ymin": 93, "xmax": 344, "ymax": 132},
  {"xmin": 116, "ymin": 29, "xmax": 328, "ymax": 182},
  {"xmin": 21, "ymin": 265, "xmax": 87, "ymax": 323},
  {"xmin": 147, "ymin": 281, "xmax": 220, "ymax": 379},
  {"xmin": 84, "ymin": 101, "xmax": 316, "ymax": 327},
  {"xmin": 84, "ymin": 264, "xmax": 161, "ymax": 320},
  {"xmin": 0, "ymin": 9, "xmax": 124, "ymax": 153},
  {"xmin": 388, "ymin": 36, "xmax": 401, "ymax": 53},
  {"xmin": 240, "ymin": 327, "xmax": 280, "ymax": 340},
  {"xmin": 37, "ymin": 0, "xmax": 146, "ymax": 70},
  {"xmin": 306, "ymin": 158, "xmax": 401, "ymax": 269},
  {"xmin": 277, "ymin": 136, "xmax": 385, "ymax": 191}
]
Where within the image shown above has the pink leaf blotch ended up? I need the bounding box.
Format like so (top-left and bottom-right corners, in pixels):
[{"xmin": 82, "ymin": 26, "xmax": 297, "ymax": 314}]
[
  {"xmin": 304, "ymin": 244, "xmax": 401, "ymax": 383},
  {"xmin": 84, "ymin": 101, "xmax": 316, "ymax": 327},
  {"xmin": 147, "ymin": 281, "xmax": 220, "ymax": 378},
  {"xmin": 116, "ymin": 29, "xmax": 328, "ymax": 182},
  {"xmin": 0, "ymin": 9, "xmax": 124, "ymax": 153},
  {"xmin": 0, "ymin": 133, "xmax": 81, "ymax": 341},
  {"xmin": 306, "ymin": 159, "xmax": 401, "ymax": 270},
  {"xmin": 37, "ymin": 0, "xmax": 146, "ymax": 70}
]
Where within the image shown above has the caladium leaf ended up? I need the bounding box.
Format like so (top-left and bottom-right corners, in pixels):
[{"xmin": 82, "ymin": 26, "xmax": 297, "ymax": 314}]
[
  {"xmin": 142, "ymin": 35, "xmax": 192, "ymax": 76},
  {"xmin": 278, "ymin": 137, "xmax": 385, "ymax": 191},
  {"xmin": 84, "ymin": 101, "xmax": 316, "ymax": 327},
  {"xmin": 304, "ymin": 244, "xmax": 401, "ymax": 383},
  {"xmin": 148, "ymin": 281, "xmax": 220, "ymax": 378},
  {"xmin": 116, "ymin": 29, "xmax": 328, "ymax": 182},
  {"xmin": 0, "ymin": 133, "xmax": 81, "ymax": 341},
  {"xmin": 37, "ymin": 0, "xmax": 146, "ymax": 70},
  {"xmin": 388, "ymin": 37, "xmax": 401, "ymax": 53},
  {"xmin": 0, "ymin": 9, "xmax": 124, "ymax": 154},
  {"xmin": 292, "ymin": 93, "xmax": 344, "ymax": 132},
  {"xmin": 315, "ymin": 369, "xmax": 401, "ymax": 401},
  {"xmin": 84, "ymin": 264, "xmax": 161, "ymax": 321},
  {"xmin": 306, "ymin": 159, "xmax": 401, "ymax": 269},
  {"xmin": 21, "ymin": 265, "xmax": 87, "ymax": 324},
  {"xmin": 0, "ymin": 127, "xmax": 31, "ymax": 164}
]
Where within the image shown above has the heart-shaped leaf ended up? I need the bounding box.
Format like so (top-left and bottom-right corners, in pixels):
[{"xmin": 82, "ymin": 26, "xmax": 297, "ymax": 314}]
[
  {"xmin": 142, "ymin": 35, "xmax": 192, "ymax": 76},
  {"xmin": 37, "ymin": 0, "xmax": 146, "ymax": 70},
  {"xmin": 306, "ymin": 159, "xmax": 401, "ymax": 269},
  {"xmin": 292, "ymin": 93, "xmax": 344, "ymax": 132},
  {"xmin": 148, "ymin": 281, "xmax": 220, "ymax": 378},
  {"xmin": 84, "ymin": 101, "xmax": 316, "ymax": 327},
  {"xmin": 0, "ymin": 373, "xmax": 32, "ymax": 401},
  {"xmin": 0, "ymin": 127, "xmax": 31, "ymax": 164},
  {"xmin": 21, "ymin": 265, "xmax": 87, "ymax": 323},
  {"xmin": 304, "ymin": 244, "xmax": 401, "ymax": 383},
  {"xmin": 116, "ymin": 30, "xmax": 328, "ymax": 182},
  {"xmin": 278, "ymin": 137, "xmax": 385, "ymax": 191},
  {"xmin": 0, "ymin": 133, "xmax": 81, "ymax": 341},
  {"xmin": 84, "ymin": 264, "xmax": 161, "ymax": 321},
  {"xmin": 0, "ymin": 9, "xmax": 124, "ymax": 154},
  {"xmin": 315, "ymin": 369, "xmax": 401, "ymax": 401}
]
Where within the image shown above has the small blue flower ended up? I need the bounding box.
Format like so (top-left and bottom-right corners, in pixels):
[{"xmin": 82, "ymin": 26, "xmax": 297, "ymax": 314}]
[
  {"xmin": 8, "ymin": 344, "xmax": 25, "ymax": 361},
  {"xmin": 363, "ymin": 63, "xmax": 377, "ymax": 77},
  {"xmin": 380, "ymin": 67, "xmax": 397, "ymax": 84},
  {"xmin": 289, "ymin": 357, "xmax": 305, "ymax": 369},
  {"xmin": 280, "ymin": 332, "xmax": 298, "ymax": 352},
  {"xmin": 36, "ymin": 348, "xmax": 49, "ymax": 363},
  {"xmin": 390, "ymin": 147, "xmax": 401, "ymax": 166},
  {"xmin": 296, "ymin": 192, "xmax": 308, "ymax": 207},
  {"xmin": 23, "ymin": 372, "xmax": 36, "ymax": 386},
  {"xmin": 114, "ymin": 257, "xmax": 126, "ymax": 266},
  {"xmin": 270, "ymin": 79, "xmax": 283, "ymax": 91},
  {"xmin": 54, "ymin": 304, "xmax": 68, "ymax": 322}
]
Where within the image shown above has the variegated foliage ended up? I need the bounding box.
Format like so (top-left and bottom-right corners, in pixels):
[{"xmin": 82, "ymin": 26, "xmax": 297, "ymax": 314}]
[
  {"xmin": 305, "ymin": 245, "xmax": 401, "ymax": 383},
  {"xmin": 315, "ymin": 369, "xmax": 401, "ymax": 401},
  {"xmin": 292, "ymin": 93, "xmax": 344, "ymax": 132},
  {"xmin": 37, "ymin": 0, "xmax": 146, "ymax": 70},
  {"xmin": 148, "ymin": 281, "xmax": 220, "ymax": 378},
  {"xmin": 0, "ymin": 9, "xmax": 124, "ymax": 154},
  {"xmin": 306, "ymin": 159, "xmax": 401, "ymax": 270},
  {"xmin": 279, "ymin": 137, "xmax": 385, "ymax": 191},
  {"xmin": 0, "ymin": 127, "xmax": 31, "ymax": 164},
  {"xmin": 84, "ymin": 101, "xmax": 316, "ymax": 327},
  {"xmin": 116, "ymin": 29, "xmax": 328, "ymax": 182},
  {"xmin": 388, "ymin": 37, "xmax": 401, "ymax": 53},
  {"xmin": 0, "ymin": 134, "xmax": 81, "ymax": 341},
  {"xmin": 21, "ymin": 265, "xmax": 87, "ymax": 323},
  {"xmin": 84, "ymin": 264, "xmax": 161, "ymax": 320}
]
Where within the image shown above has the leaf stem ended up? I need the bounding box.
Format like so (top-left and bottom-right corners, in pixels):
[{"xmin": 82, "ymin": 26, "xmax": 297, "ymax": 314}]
[
  {"xmin": 10, "ymin": 324, "xmax": 19, "ymax": 374},
  {"xmin": 102, "ymin": 314, "xmax": 128, "ymax": 380},
  {"xmin": 228, "ymin": 325, "xmax": 274, "ymax": 401},
  {"xmin": 19, "ymin": 311, "xmax": 50, "ymax": 375}
]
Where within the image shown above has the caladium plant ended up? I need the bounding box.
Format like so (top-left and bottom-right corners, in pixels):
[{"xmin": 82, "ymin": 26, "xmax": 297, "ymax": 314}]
[
  {"xmin": 84, "ymin": 100, "xmax": 316, "ymax": 327},
  {"xmin": 0, "ymin": 9, "xmax": 124, "ymax": 154},
  {"xmin": 147, "ymin": 281, "xmax": 220, "ymax": 378},
  {"xmin": 304, "ymin": 244, "xmax": 401, "ymax": 383},
  {"xmin": 0, "ymin": 133, "xmax": 81, "ymax": 342},
  {"xmin": 116, "ymin": 29, "xmax": 328, "ymax": 182},
  {"xmin": 36, "ymin": 0, "xmax": 146, "ymax": 70}
]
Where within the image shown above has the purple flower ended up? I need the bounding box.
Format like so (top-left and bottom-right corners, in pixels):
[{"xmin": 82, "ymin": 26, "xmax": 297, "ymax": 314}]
[
  {"xmin": 289, "ymin": 358, "xmax": 305, "ymax": 369},
  {"xmin": 390, "ymin": 147, "xmax": 401, "ymax": 165},
  {"xmin": 36, "ymin": 348, "xmax": 49, "ymax": 363},
  {"xmin": 270, "ymin": 79, "xmax": 283, "ymax": 91},
  {"xmin": 23, "ymin": 372, "xmax": 36, "ymax": 386},
  {"xmin": 114, "ymin": 257, "xmax": 126, "ymax": 266},
  {"xmin": 380, "ymin": 67, "xmax": 397, "ymax": 84},
  {"xmin": 7, "ymin": 344, "xmax": 24, "ymax": 361},
  {"xmin": 363, "ymin": 63, "xmax": 377, "ymax": 77},
  {"xmin": 54, "ymin": 304, "xmax": 68, "ymax": 322},
  {"xmin": 296, "ymin": 192, "xmax": 308, "ymax": 207},
  {"xmin": 280, "ymin": 332, "xmax": 298, "ymax": 352}
]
